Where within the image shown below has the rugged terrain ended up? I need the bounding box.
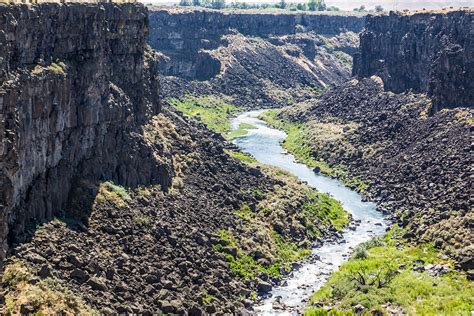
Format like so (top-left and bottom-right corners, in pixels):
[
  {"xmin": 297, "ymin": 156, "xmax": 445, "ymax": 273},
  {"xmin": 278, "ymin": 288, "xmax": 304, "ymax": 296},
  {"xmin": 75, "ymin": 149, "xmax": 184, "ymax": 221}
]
[
  {"xmin": 0, "ymin": 2, "xmax": 167, "ymax": 265},
  {"xmin": 0, "ymin": 3, "xmax": 472, "ymax": 315},
  {"xmin": 148, "ymin": 7, "xmax": 364, "ymax": 108},
  {"xmin": 274, "ymin": 77, "xmax": 472, "ymax": 267},
  {"xmin": 353, "ymin": 10, "xmax": 473, "ymax": 112},
  {"xmin": 0, "ymin": 3, "xmax": 351, "ymax": 314}
]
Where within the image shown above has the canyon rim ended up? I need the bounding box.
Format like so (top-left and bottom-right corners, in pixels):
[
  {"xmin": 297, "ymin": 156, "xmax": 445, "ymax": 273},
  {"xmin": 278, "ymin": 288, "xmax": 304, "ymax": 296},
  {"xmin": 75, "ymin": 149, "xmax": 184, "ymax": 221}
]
[{"xmin": 0, "ymin": 2, "xmax": 472, "ymax": 315}]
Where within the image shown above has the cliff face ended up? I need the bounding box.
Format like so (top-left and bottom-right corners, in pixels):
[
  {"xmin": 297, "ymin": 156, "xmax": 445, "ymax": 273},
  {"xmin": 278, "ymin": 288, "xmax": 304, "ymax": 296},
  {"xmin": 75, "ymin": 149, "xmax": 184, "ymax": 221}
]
[
  {"xmin": 0, "ymin": 3, "xmax": 170, "ymax": 263},
  {"xmin": 353, "ymin": 11, "xmax": 473, "ymax": 112},
  {"xmin": 148, "ymin": 8, "xmax": 363, "ymax": 108}
]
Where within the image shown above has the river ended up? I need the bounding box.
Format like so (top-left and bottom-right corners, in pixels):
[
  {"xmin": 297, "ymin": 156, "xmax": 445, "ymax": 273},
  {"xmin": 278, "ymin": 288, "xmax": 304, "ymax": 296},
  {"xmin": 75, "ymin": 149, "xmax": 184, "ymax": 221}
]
[{"xmin": 231, "ymin": 110, "xmax": 387, "ymax": 315}]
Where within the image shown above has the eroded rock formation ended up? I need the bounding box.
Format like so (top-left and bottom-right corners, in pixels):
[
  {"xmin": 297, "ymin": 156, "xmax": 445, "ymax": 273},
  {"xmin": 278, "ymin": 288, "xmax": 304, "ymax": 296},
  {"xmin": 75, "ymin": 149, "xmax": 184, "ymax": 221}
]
[
  {"xmin": 353, "ymin": 10, "xmax": 474, "ymax": 112},
  {"xmin": 0, "ymin": 3, "xmax": 171, "ymax": 263},
  {"xmin": 148, "ymin": 8, "xmax": 364, "ymax": 108}
]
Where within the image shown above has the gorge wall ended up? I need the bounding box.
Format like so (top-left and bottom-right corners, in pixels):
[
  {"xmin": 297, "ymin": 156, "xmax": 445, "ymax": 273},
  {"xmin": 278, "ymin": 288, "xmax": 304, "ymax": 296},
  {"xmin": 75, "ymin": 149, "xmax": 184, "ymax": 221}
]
[
  {"xmin": 353, "ymin": 10, "xmax": 474, "ymax": 112},
  {"xmin": 147, "ymin": 8, "xmax": 365, "ymax": 108},
  {"xmin": 0, "ymin": 3, "xmax": 171, "ymax": 263}
]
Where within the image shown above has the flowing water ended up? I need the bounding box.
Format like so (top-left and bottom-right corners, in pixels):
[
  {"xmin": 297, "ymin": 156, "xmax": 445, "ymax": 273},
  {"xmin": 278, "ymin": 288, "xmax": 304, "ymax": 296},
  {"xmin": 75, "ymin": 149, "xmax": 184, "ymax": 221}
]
[{"xmin": 231, "ymin": 110, "xmax": 387, "ymax": 315}]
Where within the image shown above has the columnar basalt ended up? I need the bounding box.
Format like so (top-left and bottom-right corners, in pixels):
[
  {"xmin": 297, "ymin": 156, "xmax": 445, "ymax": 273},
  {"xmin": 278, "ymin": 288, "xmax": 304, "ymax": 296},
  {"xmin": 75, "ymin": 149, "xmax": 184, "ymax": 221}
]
[
  {"xmin": 0, "ymin": 3, "xmax": 170, "ymax": 263},
  {"xmin": 353, "ymin": 10, "xmax": 474, "ymax": 112},
  {"xmin": 148, "ymin": 8, "xmax": 364, "ymax": 80}
]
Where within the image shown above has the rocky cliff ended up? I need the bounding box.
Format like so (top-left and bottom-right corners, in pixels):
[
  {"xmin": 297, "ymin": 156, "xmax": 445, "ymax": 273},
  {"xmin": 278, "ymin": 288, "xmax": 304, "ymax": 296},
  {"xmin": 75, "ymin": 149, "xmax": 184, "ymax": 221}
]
[
  {"xmin": 0, "ymin": 3, "xmax": 170, "ymax": 263},
  {"xmin": 148, "ymin": 8, "xmax": 364, "ymax": 108},
  {"xmin": 149, "ymin": 8, "xmax": 364, "ymax": 80},
  {"xmin": 353, "ymin": 10, "xmax": 473, "ymax": 112}
]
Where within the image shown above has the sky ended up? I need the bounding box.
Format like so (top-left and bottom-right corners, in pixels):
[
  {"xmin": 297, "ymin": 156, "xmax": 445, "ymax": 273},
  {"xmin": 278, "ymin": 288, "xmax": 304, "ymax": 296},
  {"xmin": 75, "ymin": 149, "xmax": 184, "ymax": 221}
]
[{"xmin": 143, "ymin": 0, "xmax": 473, "ymax": 10}]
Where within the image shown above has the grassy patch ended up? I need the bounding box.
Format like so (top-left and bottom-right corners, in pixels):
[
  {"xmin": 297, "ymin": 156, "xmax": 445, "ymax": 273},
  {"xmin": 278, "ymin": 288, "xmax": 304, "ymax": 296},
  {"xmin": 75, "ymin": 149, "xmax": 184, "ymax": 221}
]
[
  {"xmin": 228, "ymin": 122, "xmax": 258, "ymax": 139},
  {"xmin": 2, "ymin": 261, "xmax": 94, "ymax": 314},
  {"xmin": 132, "ymin": 215, "xmax": 151, "ymax": 226},
  {"xmin": 235, "ymin": 203, "xmax": 256, "ymax": 221},
  {"xmin": 306, "ymin": 229, "xmax": 474, "ymax": 315},
  {"xmin": 213, "ymin": 228, "xmax": 308, "ymax": 280},
  {"xmin": 303, "ymin": 190, "xmax": 349, "ymax": 236},
  {"xmin": 259, "ymin": 110, "xmax": 334, "ymax": 175},
  {"xmin": 273, "ymin": 231, "xmax": 311, "ymax": 263},
  {"xmin": 259, "ymin": 110, "xmax": 369, "ymax": 192},
  {"xmin": 202, "ymin": 294, "xmax": 214, "ymax": 304},
  {"xmin": 226, "ymin": 149, "xmax": 258, "ymax": 164},
  {"xmin": 94, "ymin": 181, "xmax": 131, "ymax": 208},
  {"xmin": 168, "ymin": 96, "xmax": 238, "ymax": 134}
]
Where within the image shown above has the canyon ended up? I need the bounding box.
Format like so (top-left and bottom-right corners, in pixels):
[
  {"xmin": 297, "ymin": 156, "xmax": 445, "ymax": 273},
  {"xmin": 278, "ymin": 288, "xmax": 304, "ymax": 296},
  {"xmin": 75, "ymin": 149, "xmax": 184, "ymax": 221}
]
[{"xmin": 0, "ymin": 3, "xmax": 473, "ymax": 315}]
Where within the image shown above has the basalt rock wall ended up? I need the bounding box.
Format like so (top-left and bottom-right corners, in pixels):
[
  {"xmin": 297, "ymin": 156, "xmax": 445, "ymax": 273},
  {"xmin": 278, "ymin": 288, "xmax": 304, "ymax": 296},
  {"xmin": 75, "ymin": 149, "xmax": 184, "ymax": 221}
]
[
  {"xmin": 353, "ymin": 11, "xmax": 474, "ymax": 112},
  {"xmin": 148, "ymin": 8, "xmax": 365, "ymax": 80},
  {"xmin": 0, "ymin": 3, "xmax": 170, "ymax": 263}
]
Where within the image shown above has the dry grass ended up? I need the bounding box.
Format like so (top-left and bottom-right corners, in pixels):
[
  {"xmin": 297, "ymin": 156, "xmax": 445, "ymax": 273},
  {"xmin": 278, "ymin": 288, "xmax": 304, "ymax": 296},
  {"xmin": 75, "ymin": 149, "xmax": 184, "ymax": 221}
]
[
  {"xmin": 94, "ymin": 181, "xmax": 131, "ymax": 209},
  {"xmin": 2, "ymin": 261, "xmax": 94, "ymax": 315}
]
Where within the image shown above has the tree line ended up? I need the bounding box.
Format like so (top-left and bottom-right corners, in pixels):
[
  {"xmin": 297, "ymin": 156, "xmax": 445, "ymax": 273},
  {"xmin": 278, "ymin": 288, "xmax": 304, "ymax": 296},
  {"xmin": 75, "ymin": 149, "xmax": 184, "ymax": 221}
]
[
  {"xmin": 178, "ymin": 0, "xmax": 334, "ymax": 11},
  {"xmin": 178, "ymin": 0, "xmax": 385, "ymax": 13}
]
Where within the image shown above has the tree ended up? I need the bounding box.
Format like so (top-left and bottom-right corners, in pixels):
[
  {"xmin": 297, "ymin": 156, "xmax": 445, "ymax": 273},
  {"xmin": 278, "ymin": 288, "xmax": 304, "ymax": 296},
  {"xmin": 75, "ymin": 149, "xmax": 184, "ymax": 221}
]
[
  {"xmin": 296, "ymin": 3, "xmax": 307, "ymax": 11},
  {"xmin": 375, "ymin": 5, "xmax": 384, "ymax": 12},
  {"xmin": 277, "ymin": 0, "xmax": 287, "ymax": 9},
  {"xmin": 192, "ymin": 0, "xmax": 201, "ymax": 6},
  {"xmin": 211, "ymin": 0, "xmax": 225, "ymax": 9},
  {"xmin": 308, "ymin": 0, "xmax": 326, "ymax": 11},
  {"xmin": 353, "ymin": 5, "xmax": 366, "ymax": 12},
  {"xmin": 179, "ymin": 0, "xmax": 192, "ymax": 6}
]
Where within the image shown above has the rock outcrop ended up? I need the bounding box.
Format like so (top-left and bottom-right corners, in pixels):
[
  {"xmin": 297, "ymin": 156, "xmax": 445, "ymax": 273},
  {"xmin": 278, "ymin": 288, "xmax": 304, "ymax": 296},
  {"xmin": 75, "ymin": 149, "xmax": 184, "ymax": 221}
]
[
  {"xmin": 149, "ymin": 7, "xmax": 364, "ymax": 80},
  {"xmin": 148, "ymin": 8, "xmax": 364, "ymax": 108},
  {"xmin": 353, "ymin": 10, "xmax": 474, "ymax": 112},
  {"xmin": 280, "ymin": 76, "xmax": 473, "ymax": 267},
  {"xmin": 0, "ymin": 3, "xmax": 170, "ymax": 263}
]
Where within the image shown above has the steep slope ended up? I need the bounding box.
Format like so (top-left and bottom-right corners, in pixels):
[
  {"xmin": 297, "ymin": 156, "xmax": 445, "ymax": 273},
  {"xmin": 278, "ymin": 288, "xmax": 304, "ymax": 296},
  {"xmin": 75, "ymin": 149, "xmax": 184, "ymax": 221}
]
[
  {"xmin": 276, "ymin": 77, "xmax": 472, "ymax": 268},
  {"xmin": 353, "ymin": 10, "xmax": 473, "ymax": 112},
  {"xmin": 0, "ymin": 3, "xmax": 352, "ymax": 314},
  {"xmin": 0, "ymin": 3, "xmax": 168, "ymax": 264},
  {"xmin": 269, "ymin": 10, "xmax": 473, "ymax": 269},
  {"xmin": 148, "ymin": 8, "xmax": 363, "ymax": 108}
]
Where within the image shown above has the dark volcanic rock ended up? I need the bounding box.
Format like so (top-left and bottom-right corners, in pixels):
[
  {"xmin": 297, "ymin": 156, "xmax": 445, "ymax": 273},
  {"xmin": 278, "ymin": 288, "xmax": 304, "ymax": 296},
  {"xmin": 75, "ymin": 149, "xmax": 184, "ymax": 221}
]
[
  {"xmin": 148, "ymin": 7, "xmax": 363, "ymax": 108},
  {"xmin": 281, "ymin": 77, "xmax": 472, "ymax": 265},
  {"xmin": 0, "ymin": 3, "xmax": 170, "ymax": 263},
  {"xmin": 353, "ymin": 10, "xmax": 473, "ymax": 112}
]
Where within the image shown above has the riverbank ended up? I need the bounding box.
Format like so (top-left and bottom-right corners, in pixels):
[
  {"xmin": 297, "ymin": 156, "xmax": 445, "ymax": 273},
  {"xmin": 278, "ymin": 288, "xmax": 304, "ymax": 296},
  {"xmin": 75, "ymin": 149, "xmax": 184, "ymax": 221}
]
[
  {"xmin": 255, "ymin": 77, "xmax": 473, "ymax": 314},
  {"xmin": 306, "ymin": 227, "xmax": 473, "ymax": 315},
  {"xmin": 231, "ymin": 110, "xmax": 387, "ymax": 313}
]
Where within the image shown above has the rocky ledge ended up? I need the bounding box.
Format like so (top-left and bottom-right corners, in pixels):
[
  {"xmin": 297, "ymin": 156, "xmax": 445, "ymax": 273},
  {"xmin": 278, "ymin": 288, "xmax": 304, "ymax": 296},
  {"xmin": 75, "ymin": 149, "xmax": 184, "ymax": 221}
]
[
  {"xmin": 148, "ymin": 8, "xmax": 363, "ymax": 108},
  {"xmin": 353, "ymin": 10, "xmax": 473, "ymax": 112}
]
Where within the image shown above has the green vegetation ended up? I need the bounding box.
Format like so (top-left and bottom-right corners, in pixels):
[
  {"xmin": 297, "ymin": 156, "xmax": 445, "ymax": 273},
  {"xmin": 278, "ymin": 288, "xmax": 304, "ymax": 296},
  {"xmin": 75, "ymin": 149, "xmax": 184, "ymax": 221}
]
[
  {"xmin": 214, "ymin": 167, "xmax": 349, "ymax": 282},
  {"xmin": 273, "ymin": 231, "xmax": 311, "ymax": 263},
  {"xmin": 306, "ymin": 228, "xmax": 474, "ymax": 315},
  {"xmin": 2, "ymin": 261, "xmax": 94, "ymax": 314},
  {"xmin": 226, "ymin": 149, "xmax": 258, "ymax": 164},
  {"xmin": 227, "ymin": 123, "xmax": 257, "ymax": 139},
  {"xmin": 177, "ymin": 0, "xmax": 351, "ymax": 12},
  {"xmin": 94, "ymin": 181, "xmax": 131, "ymax": 208},
  {"xmin": 168, "ymin": 96, "xmax": 238, "ymax": 134},
  {"xmin": 202, "ymin": 293, "xmax": 214, "ymax": 304},
  {"xmin": 213, "ymin": 229, "xmax": 310, "ymax": 280},
  {"xmin": 259, "ymin": 110, "xmax": 369, "ymax": 192},
  {"xmin": 303, "ymin": 190, "xmax": 349, "ymax": 237},
  {"xmin": 259, "ymin": 110, "xmax": 334, "ymax": 174},
  {"xmin": 132, "ymin": 215, "xmax": 151, "ymax": 226}
]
